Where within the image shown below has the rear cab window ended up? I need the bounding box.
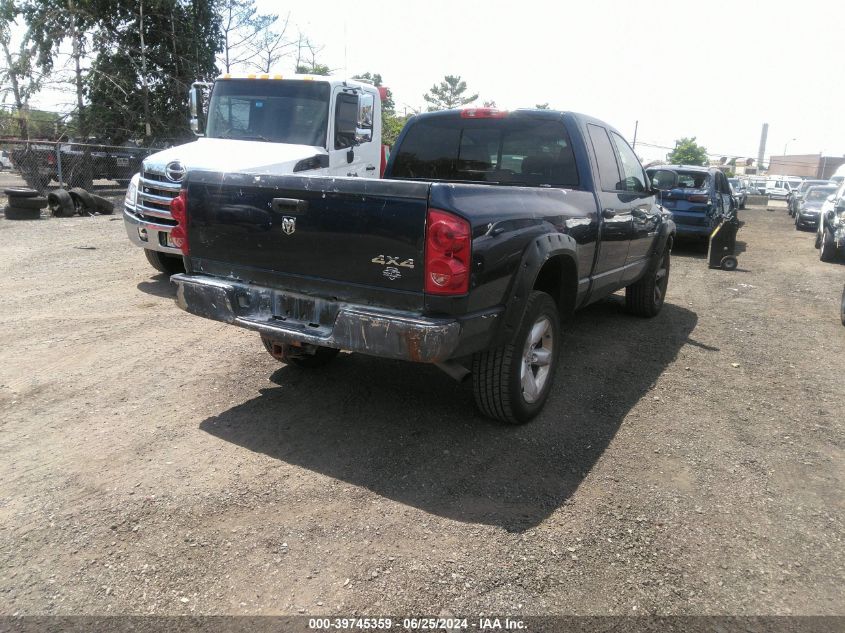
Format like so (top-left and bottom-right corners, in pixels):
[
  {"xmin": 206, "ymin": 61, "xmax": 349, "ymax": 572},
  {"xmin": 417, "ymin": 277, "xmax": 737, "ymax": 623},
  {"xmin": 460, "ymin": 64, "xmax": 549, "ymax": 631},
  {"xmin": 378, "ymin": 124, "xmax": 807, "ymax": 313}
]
[{"xmin": 391, "ymin": 114, "xmax": 579, "ymax": 188}]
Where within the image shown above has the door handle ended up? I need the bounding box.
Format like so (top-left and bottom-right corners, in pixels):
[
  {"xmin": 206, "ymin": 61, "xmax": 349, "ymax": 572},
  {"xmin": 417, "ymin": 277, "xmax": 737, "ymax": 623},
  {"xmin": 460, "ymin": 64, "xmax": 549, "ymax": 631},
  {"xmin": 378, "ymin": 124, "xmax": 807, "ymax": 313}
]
[
  {"xmin": 602, "ymin": 208, "xmax": 617, "ymax": 219},
  {"xmin": 272, "ymin": 198, "xmax": 308, "ymax": 214},
  {"xmin": 365, "ymin": 164, "xmax": 376, "ymax": 171}
]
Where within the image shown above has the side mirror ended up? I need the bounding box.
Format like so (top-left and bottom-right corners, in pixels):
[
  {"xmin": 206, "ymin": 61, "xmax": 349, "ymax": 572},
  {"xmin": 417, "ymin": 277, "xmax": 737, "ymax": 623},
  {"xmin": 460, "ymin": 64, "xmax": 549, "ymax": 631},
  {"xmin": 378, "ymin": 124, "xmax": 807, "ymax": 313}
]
[
  {"xmin": 355, "ymin": 93, "xmax": 374, "ymax": 144},
  {"xmin": 649, "ymin": 169, "xmax": 676, "ymax": 191},
  {"xmin": 189, "ymin": 82, "xmax": 212, "ymax": 136}
]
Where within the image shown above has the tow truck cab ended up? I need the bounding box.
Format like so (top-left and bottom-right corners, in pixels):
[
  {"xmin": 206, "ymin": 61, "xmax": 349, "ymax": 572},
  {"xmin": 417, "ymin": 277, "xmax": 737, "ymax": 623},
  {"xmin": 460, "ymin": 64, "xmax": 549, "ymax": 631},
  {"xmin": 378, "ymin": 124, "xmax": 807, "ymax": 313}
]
[{"xmin": 124, "ymin": 74, "xmax": 384, "ymax": 272}]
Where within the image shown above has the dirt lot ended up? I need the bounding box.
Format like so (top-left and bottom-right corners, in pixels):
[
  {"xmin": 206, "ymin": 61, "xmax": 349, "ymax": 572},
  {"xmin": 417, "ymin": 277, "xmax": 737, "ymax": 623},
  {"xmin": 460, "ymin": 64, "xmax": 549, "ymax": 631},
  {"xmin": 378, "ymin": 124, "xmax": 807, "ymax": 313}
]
[{"xmin": 0, "ymin": 188, "xmax": 842, "ymax": 617}]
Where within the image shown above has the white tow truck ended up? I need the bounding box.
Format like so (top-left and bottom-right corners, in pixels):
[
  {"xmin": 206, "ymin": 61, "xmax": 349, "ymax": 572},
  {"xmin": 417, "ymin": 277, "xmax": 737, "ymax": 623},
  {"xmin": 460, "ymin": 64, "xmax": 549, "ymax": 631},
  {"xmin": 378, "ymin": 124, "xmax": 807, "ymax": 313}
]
[{"xmin": 123, "ymin": 73, "xmax": 386, "ymax": 273}]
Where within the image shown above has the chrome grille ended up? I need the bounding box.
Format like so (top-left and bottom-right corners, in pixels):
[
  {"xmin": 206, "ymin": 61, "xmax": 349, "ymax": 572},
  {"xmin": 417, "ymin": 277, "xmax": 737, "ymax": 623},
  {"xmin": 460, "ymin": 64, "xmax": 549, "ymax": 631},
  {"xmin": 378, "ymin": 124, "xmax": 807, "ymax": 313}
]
[{"xmin": 137, "ymin": 167, "xmax": 180, "ymax": 222}]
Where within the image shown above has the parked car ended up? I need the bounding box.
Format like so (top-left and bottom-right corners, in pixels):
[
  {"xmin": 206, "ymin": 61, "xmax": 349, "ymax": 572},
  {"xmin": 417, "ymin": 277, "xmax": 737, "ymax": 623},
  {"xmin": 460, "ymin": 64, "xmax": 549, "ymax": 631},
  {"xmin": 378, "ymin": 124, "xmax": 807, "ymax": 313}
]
[
  {"xmin": 795, "ymin": 185, "xmax": 838, "ymax": 230},
  {"xmin": 750, "ymin": 177, "xmax": 767, "ymax": 195},
  {"xmin": 789, "ymin": 179, "xmax": 833, "ymax": 216},
  {"xmin": 766, "ymin": 177, "xmax": 799, "ymax": 200},
  {"xmin": 728, "ymin": 177, "xmax": 749, "ymax": 209},
  {"xmin": 816, "ymin": 181, "xmax": 845, "ymax": 262},
  {"xmin": 0, "ymin": 150, "xmax": 12, "ymax": 170},
  {"xmin": 646, "ymin": 165, "xmax": 735, "ymax": 239},
  {"xmin": 170, "ymin": 108, "xmax": 676, "ymax": 424},
  {"xmin": 9, "ymin": 139, "xmax": 147, "ymax": 192}
]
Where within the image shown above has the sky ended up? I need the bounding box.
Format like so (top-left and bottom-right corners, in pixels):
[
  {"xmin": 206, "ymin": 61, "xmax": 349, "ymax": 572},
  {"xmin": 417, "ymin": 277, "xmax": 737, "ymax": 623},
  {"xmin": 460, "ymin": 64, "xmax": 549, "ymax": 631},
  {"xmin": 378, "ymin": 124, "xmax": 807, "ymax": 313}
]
[{"xmin": 15, "ymin": 0, "xmax": 845, "ymax": 164}]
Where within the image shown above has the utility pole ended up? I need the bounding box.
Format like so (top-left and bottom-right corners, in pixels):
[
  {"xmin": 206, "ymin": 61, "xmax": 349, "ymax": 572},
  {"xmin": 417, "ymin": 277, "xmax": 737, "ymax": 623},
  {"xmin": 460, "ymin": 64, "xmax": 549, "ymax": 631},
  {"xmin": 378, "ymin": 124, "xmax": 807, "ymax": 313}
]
[
  {"xmin": 632, "ymin": 120, "xmax": 638, "ymax": 150},
  {"xmin": 756, "ymin": 123, "xmax": 768, "ymax": 175}
]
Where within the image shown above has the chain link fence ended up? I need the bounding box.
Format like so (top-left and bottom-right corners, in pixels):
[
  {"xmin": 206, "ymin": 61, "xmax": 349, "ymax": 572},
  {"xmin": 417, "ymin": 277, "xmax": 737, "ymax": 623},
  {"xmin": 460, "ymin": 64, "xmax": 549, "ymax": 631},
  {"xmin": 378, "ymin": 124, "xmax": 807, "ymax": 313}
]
[{"xmin": 1, "ymin": 139, "xmax": 160, "ymax": 192}]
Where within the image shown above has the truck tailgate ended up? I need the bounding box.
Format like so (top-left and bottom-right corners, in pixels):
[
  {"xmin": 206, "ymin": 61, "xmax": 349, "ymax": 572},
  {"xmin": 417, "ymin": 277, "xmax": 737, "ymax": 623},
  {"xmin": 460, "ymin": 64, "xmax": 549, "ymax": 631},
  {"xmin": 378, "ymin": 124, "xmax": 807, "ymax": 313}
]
[{"xmin": 185, "ymin": 172, "xmax": 430, "ymax": 294}]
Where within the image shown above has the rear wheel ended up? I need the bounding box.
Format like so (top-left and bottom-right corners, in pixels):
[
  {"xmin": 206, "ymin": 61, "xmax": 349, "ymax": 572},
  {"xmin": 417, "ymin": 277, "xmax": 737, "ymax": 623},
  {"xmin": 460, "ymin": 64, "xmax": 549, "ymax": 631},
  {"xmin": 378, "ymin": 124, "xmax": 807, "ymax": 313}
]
[
  {"xmin": 261, "ymin": 337, "xmax": 340, "ymax": 368},
  {"xmin": 626, "ymin": 243, "xmax": 671, "ymax": 317},
  {"xmin": 472, "ymin": 291, "xmax": 560, "ymax": 424},
  {"xmin": 143, "ymin": 248, "xmax": 184, "ymax": 274},
  {"xmin": 819, "ymin": 229, "xmax": 838, "ymax": 262}
]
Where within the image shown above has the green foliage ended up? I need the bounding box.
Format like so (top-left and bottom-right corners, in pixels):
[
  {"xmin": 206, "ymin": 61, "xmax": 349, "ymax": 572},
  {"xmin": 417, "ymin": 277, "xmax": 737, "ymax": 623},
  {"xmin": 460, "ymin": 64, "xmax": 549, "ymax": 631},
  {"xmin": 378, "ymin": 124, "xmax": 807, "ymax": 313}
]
[
  {"xmin": 423, "ymin": 75, "xmax": 478, "ymax": 111},
  {"xmin": 296, "ymin": 62, "xmax": 330, "ymax": 76},
  {"xmin": 0, "ymin": 107, "xmax": 64, "ymax": 138},
  {"xmin": 83, "ymin": 0, "xmax": 220, "ymax": 143},
  {"xmin": 535, "ymin": 103, "xmax": 550, "ymax": 109},
  {"xmin": 382, "ymin": 111, "xmax": 408, "ymax": 147},
  {"xmin": 667, "ymin": 137, "xmax": 709, "ymax": 166}
]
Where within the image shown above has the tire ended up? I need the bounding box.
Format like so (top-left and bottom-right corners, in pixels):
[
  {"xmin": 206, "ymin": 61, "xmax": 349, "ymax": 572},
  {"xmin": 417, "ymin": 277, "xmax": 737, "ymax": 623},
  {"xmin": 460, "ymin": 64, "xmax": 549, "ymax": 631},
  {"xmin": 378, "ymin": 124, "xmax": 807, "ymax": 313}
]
[
  {"xmin": 68, "ymin": 187, "xmax": 95, "ymax": 215},
  {"xmin": 740, "ymin": 200, "xmax": 746, "ymax": 210},
  {"xmin": 4, "ymin": 205, "xmax": 41, "ymax": 220},
  {"xmin": 143, "ymin": 248, "xmax": 184, "ymax": 274},
  {"xmin": 47, "ymin": 189, "xmax": 76, "ymax": 217},
  {"xmin": 472, "ymin": 290, "xmax": 560, "ymax": 424},
  {"xmin": 4, "ymin": 187, "xmax": 39, "ymax": 198},
  {"xmin": 626, "ymin": 242, "xmax": 671, "ymax": 317},
  {"xmin": 814, "ymin": 229, "xmax": 822, "ymax": 249},
  {"xmin": 6, "ymin": 195, "xmax": 47, "ymax": 210},
  {"xmin": 261, "ymin": 336, "xmax": 340, "ymax": 368},
  {"xmin": 89, "ymin": 193, "xmax": 115, "ymax": 215},
  {"xmin": 819, "ymin": 229, "xmax": 837, "ymax": 262},
  {"xmin": 720, "ymin": 256, "xmax": 738, "ymax": 271}
]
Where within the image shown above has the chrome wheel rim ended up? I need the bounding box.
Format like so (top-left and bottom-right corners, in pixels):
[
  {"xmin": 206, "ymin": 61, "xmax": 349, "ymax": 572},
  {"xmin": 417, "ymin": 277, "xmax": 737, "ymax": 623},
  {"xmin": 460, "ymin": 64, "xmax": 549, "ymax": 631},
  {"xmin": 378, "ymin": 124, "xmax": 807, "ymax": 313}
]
[{"xmin": 520, "ymin": 317, "xmax": 554, "ymax": 404}]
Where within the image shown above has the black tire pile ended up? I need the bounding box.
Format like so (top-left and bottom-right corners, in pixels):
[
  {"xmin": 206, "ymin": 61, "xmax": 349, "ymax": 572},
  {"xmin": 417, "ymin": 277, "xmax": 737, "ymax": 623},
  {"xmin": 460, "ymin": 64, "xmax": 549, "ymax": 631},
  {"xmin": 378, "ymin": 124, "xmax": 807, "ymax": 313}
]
[
  {"xmin": 3, "ymin": 187, "xmax": 48, "ymax": 220},
  {"xmin": 46, "ymin": 188, "xmax": 115, "ymax": 218}
]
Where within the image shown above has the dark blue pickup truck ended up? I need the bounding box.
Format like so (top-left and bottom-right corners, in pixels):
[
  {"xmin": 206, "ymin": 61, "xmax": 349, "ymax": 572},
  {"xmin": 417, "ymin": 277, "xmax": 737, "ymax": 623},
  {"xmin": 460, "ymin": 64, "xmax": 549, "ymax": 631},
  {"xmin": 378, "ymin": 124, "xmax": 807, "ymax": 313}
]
[{"xmin": 170, "ymin": 108, "xmax": 675, "ymax": 423}]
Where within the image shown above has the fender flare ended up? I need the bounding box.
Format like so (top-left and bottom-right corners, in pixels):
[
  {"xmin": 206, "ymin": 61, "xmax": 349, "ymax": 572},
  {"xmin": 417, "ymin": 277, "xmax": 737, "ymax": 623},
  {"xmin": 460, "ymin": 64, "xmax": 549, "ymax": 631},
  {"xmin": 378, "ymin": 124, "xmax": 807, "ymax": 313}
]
[
  {"xmin": 492, "ymin": 232, "xmax": 579, "ymax": 347},
  {"xmin": 652, "ymin": 217, "xmax": 676, "ymax": 260}
]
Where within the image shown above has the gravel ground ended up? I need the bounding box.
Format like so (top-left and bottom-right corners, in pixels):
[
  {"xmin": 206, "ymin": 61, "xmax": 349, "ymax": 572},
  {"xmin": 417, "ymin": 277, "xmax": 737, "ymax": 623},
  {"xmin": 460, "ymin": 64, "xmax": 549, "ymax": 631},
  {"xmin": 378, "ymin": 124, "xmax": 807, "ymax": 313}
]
[{"xmin": 0, "ymin": 193, "xmax": 842, "ymax": 617}]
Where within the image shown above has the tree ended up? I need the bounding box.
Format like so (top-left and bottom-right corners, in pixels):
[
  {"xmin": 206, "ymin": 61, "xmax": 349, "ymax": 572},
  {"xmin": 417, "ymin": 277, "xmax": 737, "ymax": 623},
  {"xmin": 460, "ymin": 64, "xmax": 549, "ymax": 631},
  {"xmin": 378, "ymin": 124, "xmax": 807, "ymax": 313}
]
[
  {"xmin": 423, "ymin": 75, "xmax": 477, "ymax": 111},
  {"xmin": 218, "ymin": 0, "xmax": 276, "ymax": 73},
  {"xmin": 0, "ymin": 0, "xmax": 43, "ymax": 137},
  {"xmin": 294, "ymin": 35, "xmax": 331, "ymax": 75},
  {"xmin": 483, "ymin": 99, "xmax": 496, "ymax": 108},
  {"xmin": 249, "ymin": 13, "xmax": 292, "ymax": 73},
  {"xmin": 83, "ymin": 0, "xmax": 220, "ymax": 143},
  {"xmin": 667, "ymin": 137, "xmax": 709, "ymax": 166},
  {"xmin": 535, "ymin": 102, "xmax": 550, "ymax": 109}
]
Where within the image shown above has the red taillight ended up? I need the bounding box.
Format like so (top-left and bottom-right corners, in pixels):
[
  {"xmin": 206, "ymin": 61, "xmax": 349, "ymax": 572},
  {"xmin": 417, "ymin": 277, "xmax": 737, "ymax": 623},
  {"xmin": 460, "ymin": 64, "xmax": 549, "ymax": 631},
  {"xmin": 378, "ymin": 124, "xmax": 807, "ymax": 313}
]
[
  {"xmin": 425, "ymin": 208, "xmax": 471, "ymax": 295},
  {"xmin": 460, "ymin": 108, "xmax": 507, "ymax": 119},
  {"xmin": 46, "ymin": 153, "xmax": 55, "ymax": 166},
  {"xmin": 688, "ymin": 194, "xmax": 709, "ymax": 203},
  {"xmin": 169, "ymin": 190, "xmax": 189, "ymax": 256}
]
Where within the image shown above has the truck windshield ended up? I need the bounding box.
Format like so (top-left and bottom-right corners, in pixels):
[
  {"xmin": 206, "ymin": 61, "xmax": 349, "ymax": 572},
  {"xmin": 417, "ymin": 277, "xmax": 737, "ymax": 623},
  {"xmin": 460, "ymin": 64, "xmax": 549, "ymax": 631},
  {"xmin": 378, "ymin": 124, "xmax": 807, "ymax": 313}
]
[
  {"xmin": 206, "ymin": 80, "xmax": 330, "ymax": 146},
  {"xmin": 391, "ymin": 115, "xmax": 579, "ymax": 187}
]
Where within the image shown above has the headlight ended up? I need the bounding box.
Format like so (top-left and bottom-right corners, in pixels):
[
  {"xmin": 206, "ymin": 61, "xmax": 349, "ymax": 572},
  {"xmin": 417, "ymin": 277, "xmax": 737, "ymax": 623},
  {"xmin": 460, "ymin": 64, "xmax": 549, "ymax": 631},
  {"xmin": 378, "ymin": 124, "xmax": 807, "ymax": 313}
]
[{"xmin": 124, "ymin": 173, "xmax": 139, "ymax": 209}]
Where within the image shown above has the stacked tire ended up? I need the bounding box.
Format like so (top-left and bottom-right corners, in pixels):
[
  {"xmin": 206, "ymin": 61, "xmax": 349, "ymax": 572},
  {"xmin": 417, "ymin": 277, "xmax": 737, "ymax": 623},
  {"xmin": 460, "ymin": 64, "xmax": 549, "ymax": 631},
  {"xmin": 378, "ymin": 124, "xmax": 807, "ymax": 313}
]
[{"xmin": 4, "ymin": 187, "xmax": 47, "ymax": 220}]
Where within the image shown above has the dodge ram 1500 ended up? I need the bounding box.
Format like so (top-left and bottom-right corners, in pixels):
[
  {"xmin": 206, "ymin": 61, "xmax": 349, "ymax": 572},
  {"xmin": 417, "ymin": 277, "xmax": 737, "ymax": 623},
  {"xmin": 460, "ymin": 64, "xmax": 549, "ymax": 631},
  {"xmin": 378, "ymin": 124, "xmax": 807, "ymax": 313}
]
[{"xmin": 170, "ymin": 108, "xmax": 675, "ymax": 423}]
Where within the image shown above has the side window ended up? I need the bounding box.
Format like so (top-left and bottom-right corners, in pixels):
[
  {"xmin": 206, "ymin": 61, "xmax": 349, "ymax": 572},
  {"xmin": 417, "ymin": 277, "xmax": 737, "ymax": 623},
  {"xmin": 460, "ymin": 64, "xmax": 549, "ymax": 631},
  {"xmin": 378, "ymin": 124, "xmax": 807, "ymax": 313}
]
[
  {"xmin": 334, "ymin": 92, "xmax": 358, "ymax": 150},
  {"xmin": 587, "ymin": 124, "xmax": 623, "ymax": 192},
  {"xmin": 610, "ymin": 132, "xmax": 647, "ymax": 193}
]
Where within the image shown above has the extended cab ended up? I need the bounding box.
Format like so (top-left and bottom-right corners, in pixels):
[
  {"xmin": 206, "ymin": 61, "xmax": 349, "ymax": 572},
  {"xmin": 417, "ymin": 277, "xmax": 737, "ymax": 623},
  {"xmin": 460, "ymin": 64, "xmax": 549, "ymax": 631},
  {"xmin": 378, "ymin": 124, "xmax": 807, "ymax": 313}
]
[
  {"xmin": 170, "ymin": 108, "xmax": 675, "ymax": 423},
  {"xmin": 124, "ymin": 74, "xmax": 384, "ymax": 274}
]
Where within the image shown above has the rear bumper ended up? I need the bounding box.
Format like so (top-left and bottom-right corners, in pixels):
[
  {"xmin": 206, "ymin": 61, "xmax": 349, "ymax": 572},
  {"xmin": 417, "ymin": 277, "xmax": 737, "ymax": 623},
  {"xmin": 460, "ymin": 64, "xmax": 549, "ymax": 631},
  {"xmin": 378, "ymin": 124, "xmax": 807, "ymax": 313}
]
[
  {"xmin": 123, "ymin": 206, "xmax": 181, "ymax": 255},
  {"xmin": 171, "ymin": 273, "xmax": 478, "ymax": 363}
]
